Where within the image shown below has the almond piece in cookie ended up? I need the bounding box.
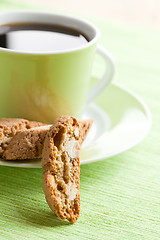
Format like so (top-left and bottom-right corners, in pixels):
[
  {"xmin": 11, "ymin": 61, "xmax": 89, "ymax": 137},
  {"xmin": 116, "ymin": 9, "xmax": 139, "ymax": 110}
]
[
  {"xmin": 42, "ymin": 116, "xmax": 81, "ymax": 223},
  {"xmin": 3, "ymin": 119, "xmax": 93, "ymax": 160}
]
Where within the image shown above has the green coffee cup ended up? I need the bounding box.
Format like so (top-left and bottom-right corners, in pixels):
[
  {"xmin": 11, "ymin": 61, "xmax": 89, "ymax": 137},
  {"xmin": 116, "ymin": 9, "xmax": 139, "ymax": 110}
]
[{"xmin": 0, "ymin": 11, "xmax": 115, "ymax": 123}]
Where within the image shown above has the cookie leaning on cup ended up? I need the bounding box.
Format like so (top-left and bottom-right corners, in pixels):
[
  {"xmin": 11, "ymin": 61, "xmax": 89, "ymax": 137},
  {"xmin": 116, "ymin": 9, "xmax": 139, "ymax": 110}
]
[{"xmin": 42, "ymin": 116, "xmax": 83, "ymax": 223}]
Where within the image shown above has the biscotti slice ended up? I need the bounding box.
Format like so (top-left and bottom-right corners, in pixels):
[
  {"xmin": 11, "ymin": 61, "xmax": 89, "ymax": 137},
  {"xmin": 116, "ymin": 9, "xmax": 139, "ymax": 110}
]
[
  {"xmin": 42, "ymin": 116, "xmax": 81, "ymax": 223},
  {"xmin": 3, "ymin": 119, "xmax": 93, "ymax": 160},
  {"xmin": 3, "ymin": 125, "xmax": 51, "ymax": 160},
  {"xmin": 0, "ymin": 118, "xmax": 46, "ymax": 156},
  {"xmin": 79, "ymin": 119, "xmax": 93, "ymax": 145}
]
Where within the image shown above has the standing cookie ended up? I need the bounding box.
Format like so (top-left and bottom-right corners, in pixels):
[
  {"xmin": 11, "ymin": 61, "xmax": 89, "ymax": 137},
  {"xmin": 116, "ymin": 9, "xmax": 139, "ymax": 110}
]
[{"xmin": 42, "ymin": 116, "xmax": 81, "ymax": 223}]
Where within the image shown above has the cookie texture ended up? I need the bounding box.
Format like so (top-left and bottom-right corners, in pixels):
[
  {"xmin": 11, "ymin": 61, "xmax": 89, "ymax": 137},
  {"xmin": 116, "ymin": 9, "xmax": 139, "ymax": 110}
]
[
  {"xmin": 26, "ymin": 120, "xmax": 46, "ymax": 129},
  {"xmin": 42, "ymin": 116, "xmax": 81, "ymax": 223},
  {"xmin": 3, "ymin": 125, "xmax": 51, "ymax": 160},
  {"xmin": 79, "ymin": 119, "xmax": 93, "ymax": 145},
  {"xmin": 0, "ymin": 118, "xmax": 45, "ymax": 156},
  {"xmin": 3, "ymin": 119, "xmax": 93, "ymax": 160}
]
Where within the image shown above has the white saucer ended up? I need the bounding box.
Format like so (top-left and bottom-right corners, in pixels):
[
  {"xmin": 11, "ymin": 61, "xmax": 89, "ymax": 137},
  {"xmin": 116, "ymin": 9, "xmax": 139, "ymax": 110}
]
[{"xmin": 0, "ymin": 83, "xmax": 151, "ymax": 168}]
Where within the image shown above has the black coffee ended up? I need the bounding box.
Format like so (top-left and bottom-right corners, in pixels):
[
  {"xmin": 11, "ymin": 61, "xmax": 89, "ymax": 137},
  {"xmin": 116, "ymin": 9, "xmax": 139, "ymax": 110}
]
[{"xmin": 0, "ymin": 23, "xmax": 89, "ymax": 53}]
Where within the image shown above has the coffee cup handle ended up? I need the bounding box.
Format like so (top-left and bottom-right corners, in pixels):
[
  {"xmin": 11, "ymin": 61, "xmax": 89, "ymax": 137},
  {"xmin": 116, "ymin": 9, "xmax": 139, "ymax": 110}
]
[{"xmin": 87, "ymin": 44, "xmax": 115, "ymax": 103}]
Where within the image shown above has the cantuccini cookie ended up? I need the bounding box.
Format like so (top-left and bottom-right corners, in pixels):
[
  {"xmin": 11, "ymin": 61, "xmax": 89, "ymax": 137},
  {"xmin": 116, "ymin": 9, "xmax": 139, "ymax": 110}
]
[
  {"xmin": 3, "ymin": 125, "xmax": 51, "ymax": 160},
  {"xmin": 0, "ymin": 118, "xmax": 45, "ymax": 156},
  {"xmin": 42, "ymin": 116, "xmax": 82, "ymax": 223},
  {"xmin": 3, "ymin": 119, "xmax": 93, "ymax": 160},
  {"xmin": 79, "ymin": 119, "xmax": 93, "ymax": 145}
]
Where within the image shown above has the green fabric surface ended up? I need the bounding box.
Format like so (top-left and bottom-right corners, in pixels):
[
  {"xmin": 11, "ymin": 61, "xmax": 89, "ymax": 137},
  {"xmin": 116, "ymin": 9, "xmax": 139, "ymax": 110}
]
[{"xmin": 0, "ymin": 1, "xmax": 160, "ymax": 239}]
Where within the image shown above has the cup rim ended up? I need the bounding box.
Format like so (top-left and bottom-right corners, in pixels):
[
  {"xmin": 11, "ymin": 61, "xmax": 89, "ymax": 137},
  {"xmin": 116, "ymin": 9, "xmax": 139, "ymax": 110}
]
[{"xmin": 0, "ymin": 10, "xmax": 100, "ymax": 55}]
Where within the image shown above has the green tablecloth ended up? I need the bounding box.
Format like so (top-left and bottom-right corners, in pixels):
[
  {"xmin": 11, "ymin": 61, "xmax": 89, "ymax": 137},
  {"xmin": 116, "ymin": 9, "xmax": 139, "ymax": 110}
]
[{"xmin": 0, "ymin": 1, "xmax": 160, "ymax": 239}]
